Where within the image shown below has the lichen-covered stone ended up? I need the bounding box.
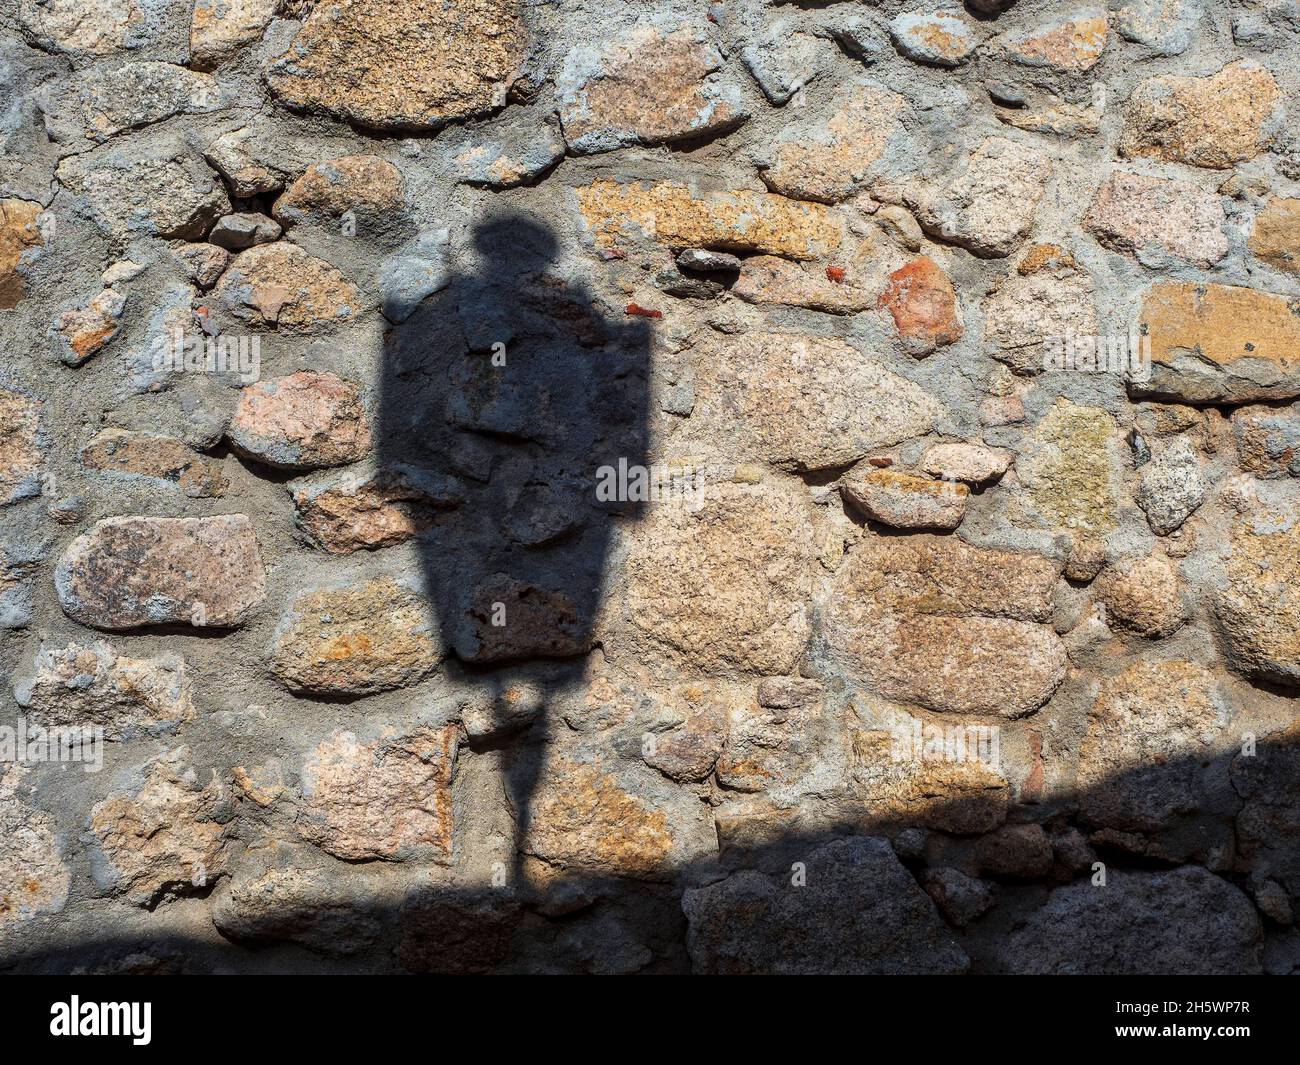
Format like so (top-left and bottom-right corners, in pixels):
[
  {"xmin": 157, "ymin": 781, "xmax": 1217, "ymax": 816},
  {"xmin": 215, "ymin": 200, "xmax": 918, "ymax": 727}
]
[
  {"xmin": 228, "ymin": 371, "xmax": 371, "ymax": 470},
  {"xmin": 297, "ymin": 727, "xmax": 457, "ymax": 861},
  {"xmin": 1135, "ymin": 436, "xmax": 1206, "ymax": 535},
  {"xmin": 520, "ymin": 757, "xmax": 715, "ymax": 880},
  {"xmin": 14, "ymin": 642, "xmax": 194, "ymax": 739},
  {"xmin": 1018, "ymin": 399, "xmax": 1121, "ymax": 538},
  {"xmin": 0, "ymin": 389, "xmax": 44, "ymax": 507},
  {"xmin": 57, "ymin": 144, "xmax": 231, "ymax": 243},
  {"xmin": 264, "ymin": 0, "xmax": 527, "ymax": 130},
  {"xmin": 851, "ymin": 730, "xmax": 1011, "ymax": 834},
  {"xmin": 52, "ymin": 289, "xmax": 125, "ymax": 366},
  {"xmin": 575, "ymin": 179, "xmax": 843, "ymax": 260},
  {"xmin": 269, "ymin": 575, "xmax": 443, "ymax": 695},
  {"xmin": 1121, "ymin": 62, "xmax": 1282, "ymax": 169},
  {"xmin": 841, "ymin": 469, "xmax": 968, "ymax": 530},
  {"xmin": 89, "ymin": 748, "xmax": 234, "ymax": 906},
  {"xmin": 16, "ymin": 0, "xmax": 181, "ymax": 57},
  {"xmin": 56, "ymin": 516, "xmax": 266, "ymax": 630},
  {"xmin": 1115, "ymin": 0, "xmax": 1201, "ymax": 56}
]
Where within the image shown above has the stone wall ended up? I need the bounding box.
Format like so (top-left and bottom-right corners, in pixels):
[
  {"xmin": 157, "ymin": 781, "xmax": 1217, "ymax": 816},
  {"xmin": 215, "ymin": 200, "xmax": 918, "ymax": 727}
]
[{"xmin": 1, "ymin": 0, "xmax": 1299, "ymax": 974}]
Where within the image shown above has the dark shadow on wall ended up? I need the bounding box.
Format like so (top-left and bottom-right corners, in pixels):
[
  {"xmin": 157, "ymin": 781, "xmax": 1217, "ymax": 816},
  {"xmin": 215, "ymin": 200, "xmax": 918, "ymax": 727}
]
[
  {"xmin": 3, "ymin": 735, "xmax": 1299, "ymax": 975},
  {"xmin": 375, "ymin": 213, "xmax": 652, "ymax": 883},
  {"xmin": 4, "ymin": 215, "xmax": 1299, "ymax": 975}
]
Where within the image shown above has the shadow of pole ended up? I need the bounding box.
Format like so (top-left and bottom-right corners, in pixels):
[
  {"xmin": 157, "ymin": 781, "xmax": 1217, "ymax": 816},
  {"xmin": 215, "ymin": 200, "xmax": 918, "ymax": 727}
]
[{"xmin": 377, "ymin": 212, "xmax": 652, "ymax": 889}]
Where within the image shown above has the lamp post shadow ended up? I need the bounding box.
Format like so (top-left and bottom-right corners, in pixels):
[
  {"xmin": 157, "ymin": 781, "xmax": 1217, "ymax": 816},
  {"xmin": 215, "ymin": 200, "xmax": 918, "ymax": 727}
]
[{"xmin": 378, "ymin": 213, "xmax": 652, "ymax": 885}]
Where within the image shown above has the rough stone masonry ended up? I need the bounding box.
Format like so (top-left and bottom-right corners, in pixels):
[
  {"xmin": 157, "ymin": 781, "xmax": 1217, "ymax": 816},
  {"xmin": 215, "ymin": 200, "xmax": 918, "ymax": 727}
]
[{"xmin": 1, "ymin": 0, "xmax": 1299, "ymax": 975}]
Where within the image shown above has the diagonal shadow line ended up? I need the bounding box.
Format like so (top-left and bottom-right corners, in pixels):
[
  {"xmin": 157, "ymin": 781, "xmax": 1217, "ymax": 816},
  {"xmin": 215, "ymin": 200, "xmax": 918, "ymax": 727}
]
[{"xmin": 1, "ymin": 735, "xmax": 1297, "ymax": 974}]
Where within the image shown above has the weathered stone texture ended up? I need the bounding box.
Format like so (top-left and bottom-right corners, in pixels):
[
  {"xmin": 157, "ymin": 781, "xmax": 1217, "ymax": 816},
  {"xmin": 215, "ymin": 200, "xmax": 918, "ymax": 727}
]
[{"xmin": 56, "ymin": 516, "xmax": 266, "ymax": 630}]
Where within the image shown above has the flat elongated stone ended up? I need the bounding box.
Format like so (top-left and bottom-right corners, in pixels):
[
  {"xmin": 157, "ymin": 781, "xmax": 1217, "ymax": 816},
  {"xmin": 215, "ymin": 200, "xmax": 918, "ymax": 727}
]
[
  {"xmin": 55, "ymin": 516, "xmax": 266, "ymax": 630},
  {"xmin": 264, "ymin": 0, "xmax": 527, "ymax": 130},
  {"xmin": 841, "ymin": 469, "xmax": 968, "ymax": 530},
  {"xmin": 686, "ymin": 331, "xmax": 941, "ymax": 472},
  {"xmin": 79, "ymin": 429, "xmax": 227, "ymax": 496},
  {"xmin": 996, "ymin": 10, "xmax": 1108, "ymax": 72},
  {"xmin": 575, "ymin": 179, "xmax": 843, "ymax": 260},
  {"xmin": 1134, "ymin": 283, "xmax": 1300, "ymax": 403},
  {"xmin": 41, "ymin": 62, "xmax": 223, "ymax": 144}
]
